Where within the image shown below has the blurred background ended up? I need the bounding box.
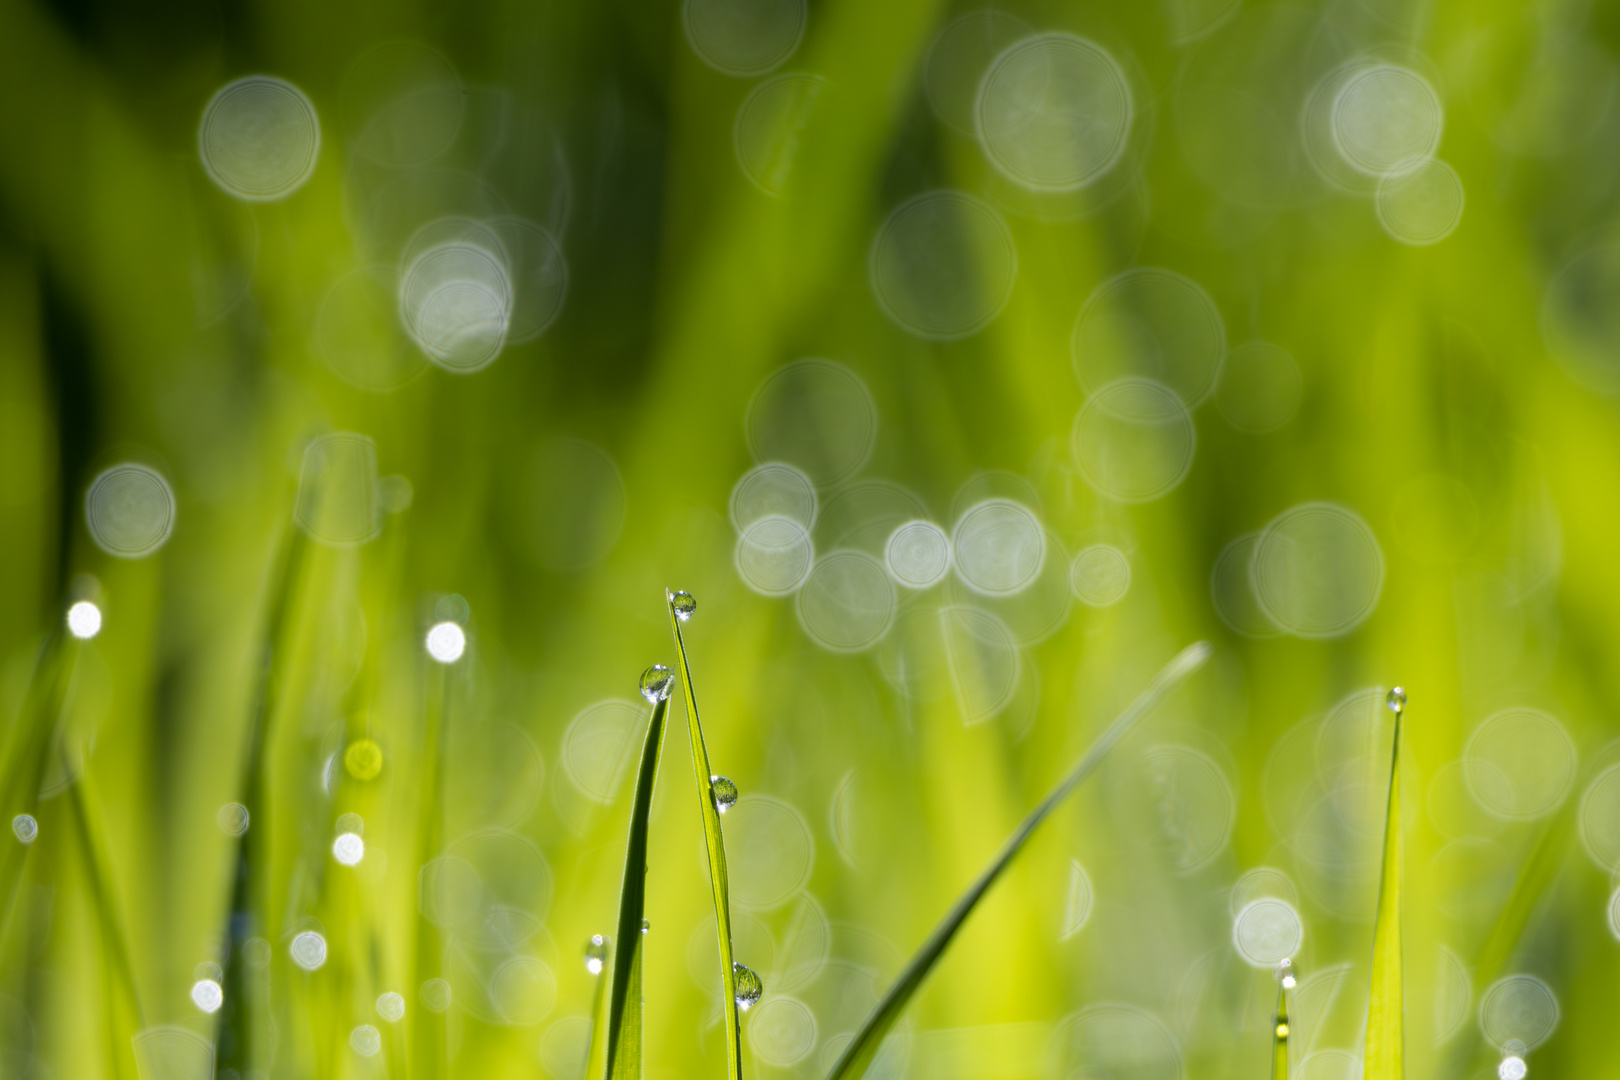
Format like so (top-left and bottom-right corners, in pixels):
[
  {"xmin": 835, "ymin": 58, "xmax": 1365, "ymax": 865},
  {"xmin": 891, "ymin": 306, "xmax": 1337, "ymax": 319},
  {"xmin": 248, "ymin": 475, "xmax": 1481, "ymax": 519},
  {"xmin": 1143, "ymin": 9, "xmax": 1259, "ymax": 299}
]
[{"xmin": 1, "ymin": 0, "xmax": 1619, "ymax": 1076}]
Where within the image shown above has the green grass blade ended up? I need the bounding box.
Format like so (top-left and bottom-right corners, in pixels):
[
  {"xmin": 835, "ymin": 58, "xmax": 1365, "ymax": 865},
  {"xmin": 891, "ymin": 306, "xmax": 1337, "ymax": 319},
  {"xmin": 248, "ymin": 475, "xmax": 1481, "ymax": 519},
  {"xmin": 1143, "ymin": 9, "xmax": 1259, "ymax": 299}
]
[
  {"xmin": 604, "ymin": 691, "xmax": 671, "ymax": 1080},
  {"xmin": 1272, "ymin": 984, "xmax": 1290, "ymax": 1080},
  {"xmin": 825, "ymin": 642, "xmax": 1212, "ymax": 1080},
  {"xmin": 1363, "ymin": 691, "xmax": 1406, "ymax": 1080},
  {"xmin": 586, "ymin": 944, "xmax": 611, "ymax": 1080},
  {"xmin": 0, "ymin": 630, "xmax": 67, "ymax": 937},
  {"xmin": 667, "ymin": 592, "xmax": 743, "ymax": 1080}
]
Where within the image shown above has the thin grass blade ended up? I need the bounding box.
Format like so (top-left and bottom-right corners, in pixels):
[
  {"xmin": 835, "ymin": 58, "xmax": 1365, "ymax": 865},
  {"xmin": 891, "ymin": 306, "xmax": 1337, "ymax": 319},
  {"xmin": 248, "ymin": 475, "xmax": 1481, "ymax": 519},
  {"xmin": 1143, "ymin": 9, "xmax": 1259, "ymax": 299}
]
[
  {"xmin": 1363, "ymin": 691, "xmax": 1406, "ymax": 1080},
  {"xmin": 1272, "ymin": 985, "xmax": 1290, "ymax": 1080},
  {"xmin": 668, "ymin": 592, "xmax": 743, "ymax": 1080},
  {"xmin": 824, "ymin": 642, "xmax": 1212, "ymax": 1080},
  {"xmin": 604, "ymin": 691, "xmax": 671, "ymax": 1080}
]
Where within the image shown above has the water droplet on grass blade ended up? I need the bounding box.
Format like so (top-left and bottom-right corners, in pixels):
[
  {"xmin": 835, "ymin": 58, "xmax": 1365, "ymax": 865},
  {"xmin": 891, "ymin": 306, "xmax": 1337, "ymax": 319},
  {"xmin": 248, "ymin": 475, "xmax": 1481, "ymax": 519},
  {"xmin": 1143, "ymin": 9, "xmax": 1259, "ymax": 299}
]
[
  {"xmin": 671, "ymin": 590, "xmax": 697, "ymax": 620},
  {"xmin": 584, "ymin": 934, "xmax": 608, "ymax": 974},
  {"xmin": 1277, "ymin": 958, "xmax": 1297, "ymax": 989},
  {"xmin": 332, "ymin": 832, "xmax": 365, "ymax": 866},
  {"xmin": 426, "ymin": 621, "xmax": 466, "ymax": 663},
  {"xmin": 1386, "ymin": 687, "xmax": 1406, "ymax": 714},
  {"xmin": 1499, "ymin": 1056, "xmax": 1527, "ymax": 1080},
  {"xmin": 734, "ymin": 962, "xmax": 764, "ymax": 1010},
  {"xmin": 421, "ymin": 978, "xmax": 452, "ymax": 1012},
  {"xmin": 712, "ymin": 775, "xmax": 740, "ymax": 812},
  {"xmin": 377, "ymin": 991, "xmax": 405, "ymax": 1021},
  {"xmin": 66, "ymin": 600, "xmax": 102, "ymax": 639},
  {"xmin": 191, "ymin": 979, "xmax": 223, "ymax": 1013},
  {"xmin": 641, "ymin": 918, "xmax": 650, "ymax": 933},
  {"xmin": 217, "ymin": 802, "xmax": 249, "ymax": 836},
  {"xmin": 290, "ymin": 931, "xmax": 327, "ymax": 970},
  {"xmin": 640, "ymin": 664, "xmax": 673, "ymax": 702},
  {"xmin": 345, "ymin": 738, "xmax": 383, "ymax": 780},
  {"xmin": 11, "ymin": 815, "xmax": 37, "ymax": 844},
  {"xmin": 350, "ymin": 1025, "xmax": 381, "ymax": 1056}
]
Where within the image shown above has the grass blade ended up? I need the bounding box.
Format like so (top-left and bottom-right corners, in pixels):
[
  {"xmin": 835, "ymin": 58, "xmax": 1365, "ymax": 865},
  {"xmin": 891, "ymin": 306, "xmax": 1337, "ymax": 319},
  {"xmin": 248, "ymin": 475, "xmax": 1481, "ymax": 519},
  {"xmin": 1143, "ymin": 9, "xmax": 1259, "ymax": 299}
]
[
  {"xmin": 825, "ymin": 642, "xmax": 1212, "ymax": 1080},
  {"xmin": 0, "ymin": 629, "xmax": 67, "ymax": 938},
  {"xmin": 604, "ymin": 689, "xmax": 671, "ymax": 1080},
  {"xmin": 667, "ymin": 591, "xmax": 743, "ymax": 1080},
  {"xmin": 1362, "ymin": 689, "xmax": 1406, "ymax": 1080},
  {"xmin": 1272, "ymin": 983, "xmax": 1290, "ymax": 1080}
]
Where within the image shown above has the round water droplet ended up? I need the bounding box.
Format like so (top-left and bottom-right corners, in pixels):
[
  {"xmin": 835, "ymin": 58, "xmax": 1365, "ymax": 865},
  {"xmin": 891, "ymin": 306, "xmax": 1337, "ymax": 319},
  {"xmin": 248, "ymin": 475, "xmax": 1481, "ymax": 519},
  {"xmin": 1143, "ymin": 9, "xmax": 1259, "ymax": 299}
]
[
  {"xmin": 733, "ymin": 962, "xmax": 764, "ymax": 1010},
  {"xmin": 711, "ymin": 775, "xmax": 740, "ymax": 813},
  {"xmin": 640, "ymin": 664, "xmax": 674, "ymax": 703},
  {"xmin": 584, "ymin": 934, "xmax": 608, "ymax": 975},
  {"xmin": 641, "ymin": 918, "xmax": 651, "ymax": 934},
  {"xmin": 350, "ymin": 1025, "xmax": 382, "ymax": 1057},
  {"xmin": 345, "ymin": 737, "xmax": 384, "ymax": 780},
  {"xmin": 1276, "ymin": 958, "xmax": 1296, "ymax": 986},
  {"xmin": 191, "ymin": 978, "xmax": 224, "ymax": 1014},
  {"xmin": 11, "ymin": 814, "xmax": 37, "ymax": 844},
  {"xmin": 217, "ymin": 802, "xmax": 250, "ymax": 836},
  {"xmin": 671, "ymin": 591, "xmax": 697, "ymax": 621},
  {"xmin": 290, "ymin": 930, "xmax": 327, "ymax": 971},
  {"xmin": 1275, "ymin": 1023, "xmax": 1289, "ymax": 1039},
  {"xmin": 1499, "ymin": 1056, "xmax": 1527, "ymax": 1080},
  {"xmin": 1386, "ymin": 686, "xmax": 1407, "ymax": 714}
]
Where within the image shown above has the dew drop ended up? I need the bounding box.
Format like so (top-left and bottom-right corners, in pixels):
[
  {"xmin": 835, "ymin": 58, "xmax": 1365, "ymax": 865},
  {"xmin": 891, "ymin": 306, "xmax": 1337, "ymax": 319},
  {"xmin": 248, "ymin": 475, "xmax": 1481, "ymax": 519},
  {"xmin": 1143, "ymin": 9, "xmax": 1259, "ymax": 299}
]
[
  {"xmin": 11, "ymin": 814, "xmax": 37, "ymax": 844},
  {"xmin": 1386, "ymin": 686, "xmax": 1407, "ymax": 714},
  {"xmin": 191, "ymin": 979, "xmax": 223, "ymax": 1014},
  {"xmin": 1275, "ymin": 1023, "xmax": 1289, "ymax": 1039},
  {"xmin": 1499, "ymin": 1056, "xmax": 1527, "ymax": 1080},
  {"xmin": 66, "ymin": 600, "xmax": 102, "ymax": 639},
  {"xmin": 1276, "ymin": 957, "xmax": 1296, "ymax": 989},
  {"xmin": 733, "ymin": 962, "xmax": 764, "ymax": 1011},
  {"xmin": 584, "ymin": 934, "xmax": 608, "ymax": 975},
  {"xmin": 711, "ymin": 775, "xmax": 740, "ymax": 813},
  {"xmin": 641, "ymin": 918, "xmax": 650, "ymax": 934},
  {"xmin": 671, "ymin": 590, "xmax": 697, "ymax": 621},
  {"xmin": 345, "ymin": 738, "xmax": 384, "ymax": 781},
  {"xmin": 640, "ymin": 664, "xmax": 673, "ymax": 702}
]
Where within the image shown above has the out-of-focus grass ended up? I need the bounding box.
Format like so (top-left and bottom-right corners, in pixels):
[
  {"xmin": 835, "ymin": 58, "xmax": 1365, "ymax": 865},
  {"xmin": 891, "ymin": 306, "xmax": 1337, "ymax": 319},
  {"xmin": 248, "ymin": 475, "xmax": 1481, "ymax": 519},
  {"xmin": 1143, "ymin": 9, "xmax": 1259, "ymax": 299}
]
[{"xmin": 0, "ymin": 0, "xmax": 1618, "ymax": 1078}]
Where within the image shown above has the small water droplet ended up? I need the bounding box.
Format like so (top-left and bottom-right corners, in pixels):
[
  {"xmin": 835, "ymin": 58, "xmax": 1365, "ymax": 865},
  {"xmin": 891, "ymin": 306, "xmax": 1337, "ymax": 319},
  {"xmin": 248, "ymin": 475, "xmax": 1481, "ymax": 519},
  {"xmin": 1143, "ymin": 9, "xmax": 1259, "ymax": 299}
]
[
  {"xmin": 345, "ymin": 738, "xmax": 383, "ymax": 781},
  {"xmin": 584, "ymin": 934, "xmax": 608, "ymax": 975},
  {"xmin": 711, "ymin": 775, "xmax": 739, "ymax": 813},
  {"xmin": 1275, "ymin": 1023, "xmax": 1289, "ymax": 1040},
  {"xmin": 640, "ymin": 664, "xmax": 673, "ymax": 702},
  {"xmin": 1276, "ymin": 958, "xmax": 1296, "ymax": 989},
  {"xmin": 732, "ymin": 962, "xmax": 763, "ymax": 1010},
  {"xmin": 640, "ymin": 917, "xmax": 650, "ymax": 934},
  {"xmin": 1386, "ymin": 686, "xmax": 1407, "ymax": 714},
  {"xmin": 1499, "ymin": 1056, "xmax": 1527, "ymax": 1080},
  {"xmin": 671, "ymin": 591, "xmax": 697, "ymax": 621}
]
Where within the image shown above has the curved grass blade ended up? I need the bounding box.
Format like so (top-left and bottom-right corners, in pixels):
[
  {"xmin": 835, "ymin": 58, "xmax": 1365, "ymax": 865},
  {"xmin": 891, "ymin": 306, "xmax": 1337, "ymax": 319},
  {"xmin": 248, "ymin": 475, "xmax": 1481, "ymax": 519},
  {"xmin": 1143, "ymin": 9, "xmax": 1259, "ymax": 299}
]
[
  {"xmin": 825, "ymin": 642, "xmax": 1212, "ymax": 1080},
  {"xmin": 604, "ymin": 690, "xmax": 671, "ymax": 1080},
  {"xmin": 667, "ymin": 591, "xmax": 743, "ymax": 1080},
  {"xmin": 1362, "ymin": 689, "xmax": 1406, "ymax": 1080}
]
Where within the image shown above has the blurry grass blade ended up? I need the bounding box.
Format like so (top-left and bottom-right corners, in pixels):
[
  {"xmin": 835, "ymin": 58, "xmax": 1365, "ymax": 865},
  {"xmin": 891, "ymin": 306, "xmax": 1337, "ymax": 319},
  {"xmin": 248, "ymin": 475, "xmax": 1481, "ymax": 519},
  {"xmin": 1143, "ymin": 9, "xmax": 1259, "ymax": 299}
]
[
  {"xmin": 1363, "ymin": 692, "xmax": 1406, "ymax": 1080},
  {"xmin": 0, "ymin": 630, "xmax": 70, "ymax": 938},
  {"xmin": 668, "ymin": 591, "xmax": 742, "ymax": 1080},
  {"xmin": 586, "ymin": 946, "xmax": 610, "ymax": 1080},
  {"xmin": 825, "ymin": 642, "xmax": 1211, "ymax": 1080},
  {"xmin": 1272, "ymin": 985, "xmax": 1289, "ymax": 1080},
  {"xmin": 221, "ymin": 528, "xmax": 306, "ymax": 1078},
  {"xmin": 605, "ymin": 692, "xmax": 670, "ymax": 1080},
  {"xmin": 62, "ymin": 748, "xmax": 145, "ymax": 1078}
]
